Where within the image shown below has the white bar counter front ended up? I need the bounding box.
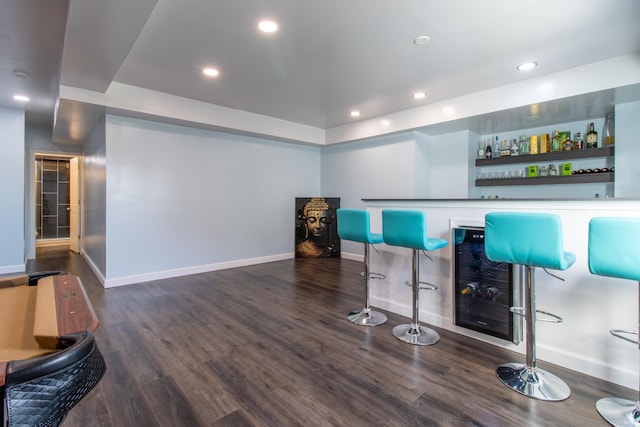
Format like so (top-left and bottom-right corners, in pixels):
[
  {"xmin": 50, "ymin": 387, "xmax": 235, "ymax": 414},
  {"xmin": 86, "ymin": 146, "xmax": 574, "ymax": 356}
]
[{"xmin": 363, "ymin": 198, "xmax": 640, "ymax": 390}]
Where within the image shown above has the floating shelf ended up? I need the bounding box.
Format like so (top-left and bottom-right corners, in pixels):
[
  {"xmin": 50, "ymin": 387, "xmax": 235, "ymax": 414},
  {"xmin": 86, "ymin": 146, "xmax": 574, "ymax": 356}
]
[
  {"xmin": 476, "ymin": 172, "xmax": 614, "ymax": 187},
  {"xmin": 475, "ymin": 146, "xmax": 614, "ymax": 167}
]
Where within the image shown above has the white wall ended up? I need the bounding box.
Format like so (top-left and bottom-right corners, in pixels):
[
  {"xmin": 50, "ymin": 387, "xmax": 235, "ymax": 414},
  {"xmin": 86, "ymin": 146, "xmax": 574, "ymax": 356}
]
[
  {"xmin": 417, "ymin": 130, "xmax": 471, "ymax": 199},
  {"xmin": 615, "ymin": 100, "xmax": 640, "ymax": 198},
  {"xmin": 102, "ymin": 115, "xmax": 321, "ymax": 286},
  {"xmin": 0, "ymin": 107, "xmax": 26, "ymax": 274},
  {"xmin": 320, "ymin": 132, "xmax": 418, "ymax": 257},
  {"xmin": 82, "ymin": 117, "xmax": 107, "ymax": 280}
]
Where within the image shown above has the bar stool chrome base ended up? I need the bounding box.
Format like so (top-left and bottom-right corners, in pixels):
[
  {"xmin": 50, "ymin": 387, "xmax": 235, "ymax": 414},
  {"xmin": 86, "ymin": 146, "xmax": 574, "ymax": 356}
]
[
  {"xmin": 497, "ymin": 363, "xmax": 571, "ymax": 401},
  {"xmin": 392, "ymin": 323, "xmax": 440, "ymax": 346},
  {"xmin": 348, "ymin": 309, "xmax": 387, "ymax": 326},
  {"xmin": 596, "ymin": 397, "xmax": 640, "ymax": 426}
]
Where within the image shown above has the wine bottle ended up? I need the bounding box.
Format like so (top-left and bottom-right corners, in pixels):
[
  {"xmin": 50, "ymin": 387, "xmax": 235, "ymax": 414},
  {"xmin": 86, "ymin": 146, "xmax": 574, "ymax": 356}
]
[
  {"xmin": 586, "ymin": 122, "xmax": 598, "ymax": 149},
  {"xmin": 477, "ymin": 142, "xmax": 484, "ymax": 159},
  {"xmin": 485, "ymin": 286, "xmax": 499, "ymax": 301},
  {"xmin": 461, "ymin": 282, "xmax": 478, "ymax": 296}
]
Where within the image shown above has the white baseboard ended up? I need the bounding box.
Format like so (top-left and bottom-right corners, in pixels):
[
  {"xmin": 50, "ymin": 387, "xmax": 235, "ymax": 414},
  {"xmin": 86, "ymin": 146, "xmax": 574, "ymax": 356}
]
[
  {"xmin": 340, "ymin": 251, "xmax": 363, "ymax": 262},
  {"xmin": 0, "ymin": 263, "xmax": 25, "ymax": 275},
  {"xmin": 100, "ymin": 252, "xmax": 295, "ymax": 288},
  {"xmin": 81, "ymin": 249, "xmax": 106, "ymax": 287}
]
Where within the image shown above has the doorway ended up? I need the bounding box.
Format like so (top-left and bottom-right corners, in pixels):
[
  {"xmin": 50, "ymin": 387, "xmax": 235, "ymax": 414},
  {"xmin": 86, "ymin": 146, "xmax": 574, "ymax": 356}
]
[{"xmin": 33, "ymin": 155, "xmax": 80, "ymax": 254}]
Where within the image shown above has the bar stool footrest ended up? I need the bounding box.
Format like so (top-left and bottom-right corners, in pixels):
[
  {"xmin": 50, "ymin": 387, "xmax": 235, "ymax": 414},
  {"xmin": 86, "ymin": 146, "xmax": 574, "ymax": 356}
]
[
  {"xmin": 403, "ymin": 281, "xmax": 438, "ymax": 291},
  {"xmin": 497, "ymin": 363, "xmax": 571, "ymax": 401},
  {"xmin": 610, "ymin": 329, "xmax": 639, "ymax": 345},
  {"xmin": 361, "ymin": 271, "xmax": 385, "ymax": 280}
]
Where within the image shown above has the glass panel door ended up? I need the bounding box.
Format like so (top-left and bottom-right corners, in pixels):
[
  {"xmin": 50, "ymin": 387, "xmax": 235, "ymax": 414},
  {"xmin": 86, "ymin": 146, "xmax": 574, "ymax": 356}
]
[{"xmin": 35, "ymin": 157, "xmax": 70, "ymax": 240}]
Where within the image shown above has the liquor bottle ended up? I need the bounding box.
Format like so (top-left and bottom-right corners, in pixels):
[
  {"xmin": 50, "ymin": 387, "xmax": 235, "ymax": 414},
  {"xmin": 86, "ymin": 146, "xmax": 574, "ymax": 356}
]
[
  {"xmin": 500, "ymin": 139, "xmax": 510, "ymax": 157},
  {"xmin": 485, "ymin": 141, "xmax": 492, "ymax": 159},
  {"xmin": 493, "ymin": 136, "xmax": 500, "ymax": 158},
  {"xmin": 529, "ymin": 135, "xmax": 538, "ymax": 154},
  {"xmin": 461, "ymin": 282, "xmax": 478, "ymax": 296},
  {"xmin": 510, "ymin": 139, "xmax": 519, "ymax": 156},
  {"xmin": 586, "ymin": 122, "xmax": 598, "ymax": 148},
  {"xmin": 564, "ymin": 138, "xmax": 573, "ymax": 151},
  {"xmin": 574, "ymin": 132, "xmax": 583, "ymax": 150},
  {"xmin": 551, "ymin": 130, "xmax": 561, "ymax": 152},
  {"xmin": 540, "ymin": 133, "xmax": 549, "ymax": 153},
  {"xmin": 477, "ymin": 142, "xmax": 484, "ymax": 159},
  {"xmin": 519, "ymin": 134, "xmax": 529, "ymax": 155},
  {"xmin": 602, "ymin": 111, "xmax": 615, "ymax": 146}
]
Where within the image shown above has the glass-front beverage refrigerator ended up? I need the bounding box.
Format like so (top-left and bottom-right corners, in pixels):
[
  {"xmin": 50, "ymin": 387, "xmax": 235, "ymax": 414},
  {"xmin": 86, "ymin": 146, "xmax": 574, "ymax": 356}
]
[{"xmin": 453, "ymin": 226, "xmax": 523, "ymax": 343}]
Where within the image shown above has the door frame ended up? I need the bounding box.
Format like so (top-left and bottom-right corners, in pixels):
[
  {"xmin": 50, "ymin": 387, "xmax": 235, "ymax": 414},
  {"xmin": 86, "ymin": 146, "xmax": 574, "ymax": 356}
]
[{"xmin": 27, "ymin": 151, "xmax": 82, "ymax": 258}]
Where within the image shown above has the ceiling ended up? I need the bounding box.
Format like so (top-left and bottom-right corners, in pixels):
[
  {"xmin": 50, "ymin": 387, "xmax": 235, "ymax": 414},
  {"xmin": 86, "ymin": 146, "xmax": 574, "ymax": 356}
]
[{"xmin": 1, "ymin": 0, "xmax": 640, "ymax": 143}]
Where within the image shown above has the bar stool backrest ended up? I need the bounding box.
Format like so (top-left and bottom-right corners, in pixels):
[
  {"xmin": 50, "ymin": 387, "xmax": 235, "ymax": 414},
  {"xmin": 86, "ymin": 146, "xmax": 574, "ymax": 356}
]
[
  {"xmin": 337, "ymin": 209, "xmax": 383, "ymax": 245},
  {"xmin": 485, "ymin": 212, "xmax": 575, "ymax": 270},
  {"xmin": 382, "ymin": 210, "xmax": 447, "ymax": 251},
  {"xmin": 588, "ymin": 217, "xmax": 640, "ymax": 281}
]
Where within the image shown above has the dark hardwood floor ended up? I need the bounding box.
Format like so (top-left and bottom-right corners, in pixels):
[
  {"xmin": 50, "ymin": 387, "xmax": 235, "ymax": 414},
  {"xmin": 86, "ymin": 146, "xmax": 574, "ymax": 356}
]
[{"xmin": 26, "ymin": 245, "xmax": 635, "ymax": 426}]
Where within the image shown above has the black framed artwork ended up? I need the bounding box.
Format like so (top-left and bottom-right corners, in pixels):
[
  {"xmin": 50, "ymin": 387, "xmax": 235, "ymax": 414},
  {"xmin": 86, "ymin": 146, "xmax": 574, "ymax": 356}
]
[{"xmin": 295, "ymin": 197, "xmax": 340, "ymax": 258}]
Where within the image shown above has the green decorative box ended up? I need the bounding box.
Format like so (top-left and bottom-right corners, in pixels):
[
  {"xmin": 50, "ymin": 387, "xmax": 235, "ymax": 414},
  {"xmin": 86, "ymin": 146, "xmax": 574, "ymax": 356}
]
[
  {"xmin": 527, "ymin": 165, "xmax": 538, "ymax": 177},
  {"xmin": 561, "ymin": 162, "xmax": 572, "ymax": 176}
]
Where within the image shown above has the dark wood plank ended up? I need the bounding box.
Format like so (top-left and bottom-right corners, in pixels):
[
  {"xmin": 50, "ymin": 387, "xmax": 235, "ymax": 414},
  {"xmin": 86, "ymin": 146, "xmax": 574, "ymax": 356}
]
[
  {"xmin": 53, "ymin": 274, "xmax": 99, "ymax": 335},
  {"xmin": 24, "ymin": 246, "xmax": 637, "ymax": 426}
]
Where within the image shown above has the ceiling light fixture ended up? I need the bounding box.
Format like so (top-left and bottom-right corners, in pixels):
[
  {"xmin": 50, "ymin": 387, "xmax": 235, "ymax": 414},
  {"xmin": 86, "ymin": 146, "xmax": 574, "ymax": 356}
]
[
  {"xmin": 258, "ymin": 20, "xmax": 278, "ymax": 33},
  {"xmin": 13, "ymin": 94, "xmax": 30, "ymax": 102},
  {"xmin": 202, "ymin": 67, "xmax": 220, "ymax": 77},
  {"xmin": 413, "ymin": 35, "xmax": 431, "ymax": 46},
  {"xmin": 517, "ymin": 61, "xmax": 538, "ymax": 71},
  {"xmin": 412, "ymin": 91, "xmax": 426, "ymax": 99},
  {"xmin": 350, "ymin": 111, "xmax": 361, "ymax": 117},
  {"xmin": 380, "ymin": 119, "xmax": 390, "ymax": 127}
]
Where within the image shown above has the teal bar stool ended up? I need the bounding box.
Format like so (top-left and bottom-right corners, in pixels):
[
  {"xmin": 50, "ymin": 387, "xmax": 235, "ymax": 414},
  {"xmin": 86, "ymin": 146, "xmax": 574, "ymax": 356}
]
[
  {"xmin": 588, "ymin": 217, "xmax": 640, "ymax": 426},
  {"xmin": 382, "ymin": 210, "xmax": 447, "ymax": 345},
  {"xmin": 485, "ymin": 212, "xmax": 575, "ymax": 401},
  {"xmin": 337, "ymin": 209, "xmax": 387, "ymax": 326}
]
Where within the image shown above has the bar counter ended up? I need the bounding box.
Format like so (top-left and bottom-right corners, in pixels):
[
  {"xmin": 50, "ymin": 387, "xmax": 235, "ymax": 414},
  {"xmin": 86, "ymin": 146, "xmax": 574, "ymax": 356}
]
[{"xmin": 361, "ymin": 198, "xmax": 640, "ymax": 390}]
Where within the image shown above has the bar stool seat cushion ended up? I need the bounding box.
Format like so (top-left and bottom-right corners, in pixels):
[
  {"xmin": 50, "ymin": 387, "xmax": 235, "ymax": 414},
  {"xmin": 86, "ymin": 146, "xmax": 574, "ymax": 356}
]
[
  {"xmin": 588, "ymin": 217, "xmax": 640, "ymax": 281},
  {"xmin": 485, "ymin": 212, "xmax": 575, "ymax": 270},
  {"xmin": 337, "ymin": 209, "xmax": 384, "ymax": 244},
  {"xmin": 382, "ymin": 210, "xmax": 447, "ymax": 251}
]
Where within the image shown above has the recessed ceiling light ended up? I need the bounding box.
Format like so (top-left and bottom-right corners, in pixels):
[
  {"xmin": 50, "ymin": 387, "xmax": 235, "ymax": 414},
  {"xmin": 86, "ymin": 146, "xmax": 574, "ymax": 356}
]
[
  {"xmin": 413, "ymin": 35, "xmax": 431, "ymax": 46},
  {"xmin": 350, "ymin": 111, "xmax": 361, "ymax": 117},
  {"xmin": 380, "ymin": 119, "xmax": 390, "ymax": 127},
  {"xmin": 258, "ymin": 20, "xmax": 278, "ymax": 33},
  {"xmin": 412, "ymin": 91, "xmax": 426, "ymax": 99},
  {"xmin": 13, "ymin": 94, "xmax": 30, "ymax": 102},
  {"xmin": 517, "ymin": 61, "xmax": 538, "ymax": 71},
  {"xmin": 203, "ymin": 67, "xmax": 220, "ymax": 77}
]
